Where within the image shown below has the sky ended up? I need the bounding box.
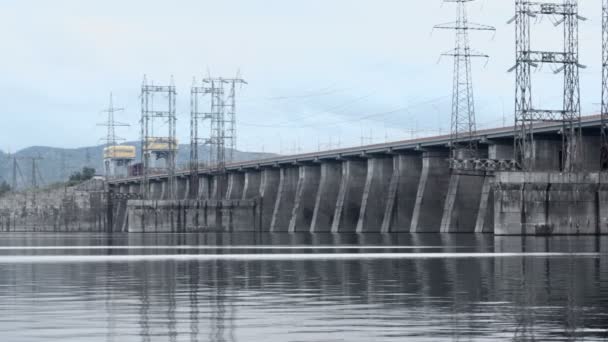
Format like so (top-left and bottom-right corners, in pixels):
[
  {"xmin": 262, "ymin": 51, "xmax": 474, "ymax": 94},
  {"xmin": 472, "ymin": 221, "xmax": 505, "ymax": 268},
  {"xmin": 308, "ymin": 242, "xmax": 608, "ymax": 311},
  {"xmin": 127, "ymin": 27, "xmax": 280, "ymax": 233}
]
[{"xmin": 0, "ymin": 0, "xmax": 604, "ymax": 154}]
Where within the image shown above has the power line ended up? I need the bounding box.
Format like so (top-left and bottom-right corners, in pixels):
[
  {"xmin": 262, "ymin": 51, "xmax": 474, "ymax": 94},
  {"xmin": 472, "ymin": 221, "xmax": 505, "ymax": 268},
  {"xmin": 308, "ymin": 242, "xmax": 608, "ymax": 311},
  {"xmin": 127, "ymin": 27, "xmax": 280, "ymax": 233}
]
[{"xmin": 240, "ymin": 94, "xmax": 451, "ymax": 129}]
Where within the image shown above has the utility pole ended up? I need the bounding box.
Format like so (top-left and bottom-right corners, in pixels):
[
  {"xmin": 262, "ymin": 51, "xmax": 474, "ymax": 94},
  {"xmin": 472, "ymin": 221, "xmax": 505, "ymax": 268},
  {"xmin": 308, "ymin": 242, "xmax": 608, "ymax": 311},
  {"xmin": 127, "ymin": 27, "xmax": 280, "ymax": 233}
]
[
  {"xmin": 12, "ymin": 156, "xmax": 17, "ymax": 191},
  {"xmin": 434, "ymin": 0, "xmax": 495, "ymax": 169},
  {"xmin": 26, "ymin": 156, "xmax": 43, "ymax": 206},
  {"xmin": 509, "ymin": 0, "xmax": 584, "ymax": 172},
  {"xmin": 85, "ymin": 148, "xmax": 91, "ymax": 167},
  {"xmin": 602, "ymin": 0, "xmax": 608, "ymax": 170}
]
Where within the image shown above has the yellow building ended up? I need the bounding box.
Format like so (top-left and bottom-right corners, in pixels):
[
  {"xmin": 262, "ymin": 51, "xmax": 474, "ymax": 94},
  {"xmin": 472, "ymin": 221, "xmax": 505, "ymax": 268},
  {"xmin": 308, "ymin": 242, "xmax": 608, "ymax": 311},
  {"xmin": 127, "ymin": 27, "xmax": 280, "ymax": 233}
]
[
  {"xmin": 144, "ymin": 137, "xmax": 179, "ymax": 152},
  {"xmin": 103, "ymin": 145, "xmax": 136, "ymax": 160}
]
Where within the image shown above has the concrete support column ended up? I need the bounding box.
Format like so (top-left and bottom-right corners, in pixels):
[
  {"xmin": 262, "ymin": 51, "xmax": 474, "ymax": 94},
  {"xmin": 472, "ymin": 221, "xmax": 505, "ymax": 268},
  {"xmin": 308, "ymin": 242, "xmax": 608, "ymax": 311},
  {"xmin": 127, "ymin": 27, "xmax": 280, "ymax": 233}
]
[
  {"xmin": 150, "ymin": 182, "xmax": 161, "ymax": 200},
  {"xmin": 381, "ymin": 154, "xmax": 422, "ymax": 232},
  {"xmin": 270, "ymin": 167, "xmax": 299, "ymax": 232},
  {"xmin": 259, "ymin": 168, "xmax": 280, "ymax": 231},
  {"xmin": 474, "ymin": 176, "xmax": 495, "ymax": 233},
  {"xmin": 289, "ymin": 165, "xmax": 321, "ymax": 232},
  {"xmin": 199, "ymin": 176, "xmax": 211, "ymax": 199},
  {"xmin": 226, "ymin": 173, "xmax": 245, "ymax": 200},
  {"xmin": 599, "ymin": 173, "xmax": 608, "ymax": 235},
  {"xmin": 474, "ymin": 141, "xmax": 513, "ymax": 234},
  {"xmin": 310, "ymin": 162, "xmax": 342, "ymax": 232},
  {"xmin": 211, "ymin": 176, "xmax": 220, "ymax": 200},
  {"xmin": 176, "ymin": 178, "xmax": 189, "ymax": 200},
  {"xmin": 331, "ymin": 160, "xmax": 367, "ymax": 232},
  {"xmin": 209, "ymin": 175, "xmax": 228, "ymax": 200},
  {"xmin": 118, "ymin": 184, "xmax": 128, "ymax": 194},
  {"xmin": 578, "ymin": 135, "xmax": 601, "ymax": 172},
  {"xmin": 242, "ymin": 171, "xmax": 261, "ymax": 200},
  {"xmin": 357, "ymin": 157, "xmax": 393, "ymax": 233},
  {"xmin": 159, "ymin": 181, "xmax": 167, "ymax": 200},
  {"xmin": 440, "ymin": 173, "xmax": 485, "ymax": 233},
  {"xmin": 410, "ymin": 150, "xmax": 450, "ymax": 233},
  {"xmin": 128, "ymin": 184, "xmax": 139, "ymax": 194}
]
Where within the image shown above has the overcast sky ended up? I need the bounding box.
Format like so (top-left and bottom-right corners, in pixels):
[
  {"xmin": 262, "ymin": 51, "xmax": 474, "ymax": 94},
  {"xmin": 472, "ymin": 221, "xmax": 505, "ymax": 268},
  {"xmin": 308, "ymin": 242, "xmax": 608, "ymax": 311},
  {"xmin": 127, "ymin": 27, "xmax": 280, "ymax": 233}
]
[{"xmin": 0, "ymin": 0, "xmax": 603, "ymax": 154}]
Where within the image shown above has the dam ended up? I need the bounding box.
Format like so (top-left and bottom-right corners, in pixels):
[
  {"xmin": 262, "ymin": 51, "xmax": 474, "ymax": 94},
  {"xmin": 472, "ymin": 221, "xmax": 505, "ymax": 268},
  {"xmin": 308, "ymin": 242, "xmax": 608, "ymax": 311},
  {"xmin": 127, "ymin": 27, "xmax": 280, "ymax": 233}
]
[{"xmin": 105, "ymin": 115, "xmax": 608, "ymax": 236}]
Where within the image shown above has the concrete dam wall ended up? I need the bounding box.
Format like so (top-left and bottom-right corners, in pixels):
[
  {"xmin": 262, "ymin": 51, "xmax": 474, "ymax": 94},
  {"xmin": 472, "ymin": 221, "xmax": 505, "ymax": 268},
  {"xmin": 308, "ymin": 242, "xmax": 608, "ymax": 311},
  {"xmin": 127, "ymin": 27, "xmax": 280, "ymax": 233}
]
[
  {"xmin": 2, "ymin": 117, "xmax": 607, "ymax": 235},
  {"xmin": 108, "ymin": 133, "xmax": 607, "ymax": 235},
  {"xmin": 106, "ymin": 117, "xmax": 608, "ymax": 235}
]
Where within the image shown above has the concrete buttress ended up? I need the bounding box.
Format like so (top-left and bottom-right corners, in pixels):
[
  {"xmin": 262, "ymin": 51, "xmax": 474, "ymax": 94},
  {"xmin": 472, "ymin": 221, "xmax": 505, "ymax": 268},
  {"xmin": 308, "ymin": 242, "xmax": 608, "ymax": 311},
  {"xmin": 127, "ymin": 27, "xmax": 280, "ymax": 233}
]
[
  {"xmin": 310, "ymin": 162, "xmax": 342, "ymax": 232},
  {"xmin": 474, "ymin": 175, "xmax": 495, "ymax": 233},
  {"xmin": 440, "ymin": 173, "xmax": 484, "ymax": 233},
  {"xmin": 357, "ymin": 157, "xmax": 393, "ymax": 232},
  {"xmin": 259, "ymin": 168, "xmax": 280, "ymax": 231},
  {"xmin": 410, "ymin": 150, "xmax": 450, "ymax": 232},
  {"xmin": 176, "ymin": 178, "xmax": 189, "ymax": 200},
  {"xmin": 331, "ymin": 160, "xmax": 367, "ymax": 232},
  {"xmin": 242, "ymin": 171, "xmax": 261, "ymax": 200},
  {"xmin": 226, "ymin": 173, "xmax": 245, "ymax": 200},
  {"xmin": 289, "ymin": 165, "xmax": 321, "ymax": 232},
  {"xmin": 270, "ymin": 167, "xmax": 299, "ymax": 232},
  {"xmin": 381, "ymin": 154, "xmax": 422, "ymax": 232}
]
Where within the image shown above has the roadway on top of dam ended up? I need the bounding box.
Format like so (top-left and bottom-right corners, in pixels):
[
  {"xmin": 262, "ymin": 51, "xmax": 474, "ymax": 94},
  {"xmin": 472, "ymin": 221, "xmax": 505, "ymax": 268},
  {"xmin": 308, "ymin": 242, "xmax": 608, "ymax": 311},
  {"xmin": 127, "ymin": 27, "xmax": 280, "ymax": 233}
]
[{"xmin": 110, "ymin": 115, "xmax": 602, "ymax": 184}]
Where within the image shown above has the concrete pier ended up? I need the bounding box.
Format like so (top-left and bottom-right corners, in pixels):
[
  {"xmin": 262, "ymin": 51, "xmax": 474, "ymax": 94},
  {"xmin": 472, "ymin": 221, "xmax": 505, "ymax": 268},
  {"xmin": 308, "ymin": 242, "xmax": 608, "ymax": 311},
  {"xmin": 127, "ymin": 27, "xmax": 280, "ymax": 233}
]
[
  {"xmin": 357, "ymin": 157, "xmax": 393, "ymax": 232},
  {"xmin": 440, "ymin": 173, "xmax": 485, "ymax": 233},
  {"xmin": 310, "ymin": 162, "xmax": 342, "ymax": 232},
  {"xmin": 226, "ymin": 172, "xmax": 245, "ymax": 200},
  {"xmin": 599, "ymin": 173, "xmax": 608, "ymax": 235},
  {"xmin": 474, "ymin": 176, "xmax": 495, "ymax": 233},
  {"xmin": 381, "ymin": 154, "xmax": 422, "ymax": 232},
  {"xmin": 150, "ymin": 181, "xmax": 166, "ymax": 200},
  {"xmin": 128, "ymin": 184, "xmax": 139, "ymax": 194},
  {"xmin": 242, "ymin": 171, "xmax": 261, "ymax": 200},
  {"xmin": 176, "ymin": 177, "xmax": 189, "ymax": 200},
  {"xmin": 289, "ymin": 165, "xmax": 321, "ymax": 232},
  {"xmin": 259, "ymin": 168, "xmax": 280, "ymax": 230},
  {"xmin": 270, "ymin": 167, "xmax": 299, "ymax": 232},
  {"xmin": 331, "ymin": 160, "xmax": 367, "ymax": 232},
  {"xmin": 199, "ymin": 176, "xmax": 211, "ymax": 200},
  {"xmin": 410, "ymin": 150, "xmax": 450, "ymax": 233}
]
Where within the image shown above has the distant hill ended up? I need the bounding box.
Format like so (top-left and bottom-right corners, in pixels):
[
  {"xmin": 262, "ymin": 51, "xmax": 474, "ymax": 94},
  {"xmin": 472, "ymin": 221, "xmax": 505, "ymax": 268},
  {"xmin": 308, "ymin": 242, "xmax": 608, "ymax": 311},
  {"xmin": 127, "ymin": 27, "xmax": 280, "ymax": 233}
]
[{"xmin": 0, "ymin": 143, "xmax": 276, "ymax": 190}]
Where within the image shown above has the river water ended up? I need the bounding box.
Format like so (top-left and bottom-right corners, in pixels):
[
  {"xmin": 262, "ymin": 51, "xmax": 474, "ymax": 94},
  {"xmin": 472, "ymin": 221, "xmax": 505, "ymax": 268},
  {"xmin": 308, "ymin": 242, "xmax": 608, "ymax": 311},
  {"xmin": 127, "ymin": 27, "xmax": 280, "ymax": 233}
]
[{"xmin": 0, "ymin": 233, "xmax": 607, "ymax": 341}]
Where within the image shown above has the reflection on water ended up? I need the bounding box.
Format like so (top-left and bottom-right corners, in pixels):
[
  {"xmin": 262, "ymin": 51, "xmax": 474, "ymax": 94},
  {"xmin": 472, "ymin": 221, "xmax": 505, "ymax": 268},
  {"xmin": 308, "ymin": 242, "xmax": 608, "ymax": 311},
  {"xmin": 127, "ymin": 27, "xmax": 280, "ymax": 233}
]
[{"xmin": 0, "ymin": 233, "xmax": 607, "ymax": 342}]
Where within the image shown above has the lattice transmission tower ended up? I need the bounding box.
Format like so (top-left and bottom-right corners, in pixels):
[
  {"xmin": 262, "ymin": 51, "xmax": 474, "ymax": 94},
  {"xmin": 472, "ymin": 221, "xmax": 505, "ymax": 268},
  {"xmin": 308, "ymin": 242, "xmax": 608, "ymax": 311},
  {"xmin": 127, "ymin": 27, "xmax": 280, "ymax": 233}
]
[
  {"xmin": 190, "ymin": 78, "xmax": 216, "ymax": 198},
  {"xmin": 140, "ymin": 76, "xmax": 178, "ymax": 200},
  {"xmin": 509, "ymin": 0, "xmax": 584, "ymax": 172},
  {"xmin": 98, "ymin": 93, "xmax": 128, "ymax": 177},
  {"xmin": 435, "ymin": 0, "xmax": 495, "ymax": 168},
  {"xmin": 197, "ymin": 76, "xmax": 247, "ymax": 170},
  {"xmin": 602, "ymin": 0, "xmax": 608, "ymax": 170}
]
